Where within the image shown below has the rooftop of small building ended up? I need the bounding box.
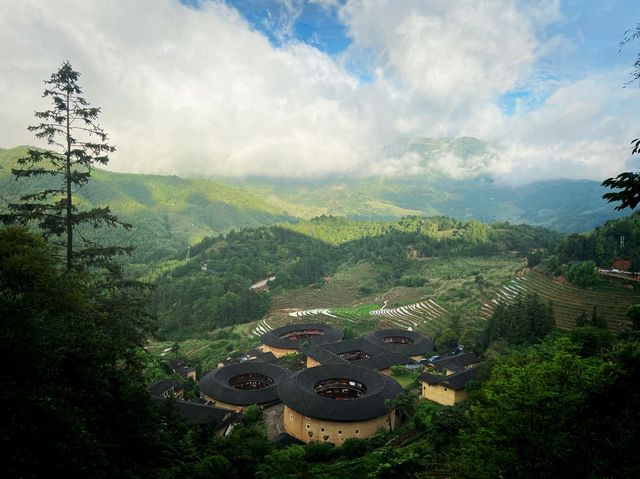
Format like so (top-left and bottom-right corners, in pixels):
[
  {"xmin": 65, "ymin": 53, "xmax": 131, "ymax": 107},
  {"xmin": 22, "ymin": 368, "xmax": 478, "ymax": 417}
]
[
  {"xmin": 147, "ymin": 378, "xmax": 182, "ymax": 396},
  {"xmin": 419, "ymin": 366, "xmax": 480, "ymax": 391},
  {"xmin": 428, "ymin": 352, "xmax": 480, "ymax": 373},
  {"xmin": 168, "ymin": 357, "xmax": 196, "ymax": 377},
  {"xmin": 152, "ymin": 397, "xmax": 243, "ymax": 427}
]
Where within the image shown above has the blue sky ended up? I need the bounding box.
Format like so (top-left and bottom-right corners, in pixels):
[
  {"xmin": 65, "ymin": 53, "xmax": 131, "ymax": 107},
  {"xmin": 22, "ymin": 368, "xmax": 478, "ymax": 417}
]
[
  {"xmin": 217, "ymin": 0, "xmax": 640, "ymax": 114},
  {"xmin": 1, "ymin": 0, "xmax": 640, "ymax": 182}
]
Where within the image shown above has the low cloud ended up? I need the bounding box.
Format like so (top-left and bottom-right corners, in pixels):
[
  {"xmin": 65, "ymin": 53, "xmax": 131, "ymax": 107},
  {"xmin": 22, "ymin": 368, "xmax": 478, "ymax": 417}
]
[{"xmin": 0, "ymin": 0, "xmax": 638, "ymax": 183}]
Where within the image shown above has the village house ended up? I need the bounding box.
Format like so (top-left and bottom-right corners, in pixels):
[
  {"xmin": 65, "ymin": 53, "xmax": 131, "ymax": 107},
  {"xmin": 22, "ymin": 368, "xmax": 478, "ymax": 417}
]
[
  {"xmin": 259, "ymin": 322, "xmax": 343, "ymax": 357},
  {"xmin": 199, "ymin": 361, "xmax": 289, "ymax": 411},
  {"xmin": 278, "ymin": 363, "xmax": 403, "ymax": 445},
  {"xmin": 147, "ymin": 379, "xmax": 184, "ymax": 400}
]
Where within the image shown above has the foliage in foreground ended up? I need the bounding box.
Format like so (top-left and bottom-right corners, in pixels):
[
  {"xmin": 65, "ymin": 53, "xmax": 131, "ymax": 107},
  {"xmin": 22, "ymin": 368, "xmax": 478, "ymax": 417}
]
[{"xmin": 0, "ymin": 227, "xmax": 168, "ymax": 478}]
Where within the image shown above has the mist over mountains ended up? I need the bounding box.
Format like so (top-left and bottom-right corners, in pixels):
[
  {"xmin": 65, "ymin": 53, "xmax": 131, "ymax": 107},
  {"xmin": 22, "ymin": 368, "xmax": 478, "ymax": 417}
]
[{"xmin": 0, "ymin": 141, "xmax": 628, "ymax": 265}]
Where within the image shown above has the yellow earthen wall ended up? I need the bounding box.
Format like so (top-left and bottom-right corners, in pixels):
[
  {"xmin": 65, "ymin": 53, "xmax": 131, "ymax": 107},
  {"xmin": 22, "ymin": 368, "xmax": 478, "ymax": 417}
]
[
  {"xmin": 284, "ymin": 405, "xmax": 395, "ymax": 445},
  {"xmin": 420, "ymin": 382, "xmax": 468, "ymax": 406},
  {"xmin": 201, "ymin": 394, "xmax": 244, "ymax": 412},
  {"xmin": 260, "ymin": 344, "xmax": 298, "ymax": 358},
  {"xmin": 306, "ymin": 357, "xmax": 322, "ymax": 368}
]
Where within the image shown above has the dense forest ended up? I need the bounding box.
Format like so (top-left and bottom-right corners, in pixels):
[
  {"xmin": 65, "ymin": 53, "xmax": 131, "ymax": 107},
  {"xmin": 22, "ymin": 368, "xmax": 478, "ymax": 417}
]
[
  {"xmin": 4, "ymin": 23, "xmax": 640, "ymax": 477},
  {"xmin": 150, "ymin": 216, "xmax": 561, "ymax": 338},
  {"xmin": 556, "ymin": 211, "xmax": 640, "ymax": 268},
  {"xmin": 5, "ymin": 226, "xmax": 640, "ymax": 477}
]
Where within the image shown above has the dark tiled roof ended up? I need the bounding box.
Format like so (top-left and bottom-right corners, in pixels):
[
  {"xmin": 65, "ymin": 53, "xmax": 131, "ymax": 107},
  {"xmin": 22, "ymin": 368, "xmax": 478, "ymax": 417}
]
[
  {"xmin": 199, "ymin": 361, "xmax": 290, "ymax": 406},
  {"xmin": 304, "ymin": 337, "xmax": 414, "ymax": 371},
  {"xmin": 278, "ymin": 363, "xmax": 403, "ymax": 422},
  {"xmin": 430, "ymin": 352, "xmax": 480, "ymax": 373},
  {"xmin": 252, "ymin": 351, "xmax": 278, "ymax": 363},
  {"xmin": 260, "ymin": 323, "xmax": 343, "ymax": 350},
  {"xmin": 304, "ymin": 346, "xmax": 349, "ymax": 365},
  {"xmin": 148, "ymin": 379, "xmax": 182, "ymax": 396},
  {"xmin": 152, "ymin": 397, "xmax": 243, "ymax": 427},
  {"xmin": 168, "ymin": 358, "xmax": 196, "ymax": 378},
  {"xmin": 355, "ymin": 352, "xmax": 414, "ymax": 370},
  {"xmin": 419, "ymin": 367, "xmax": 479, "ymax": 391},
  {"xmin": 365, "ymin": 329, "xmax": 434, "ymax": 356}
]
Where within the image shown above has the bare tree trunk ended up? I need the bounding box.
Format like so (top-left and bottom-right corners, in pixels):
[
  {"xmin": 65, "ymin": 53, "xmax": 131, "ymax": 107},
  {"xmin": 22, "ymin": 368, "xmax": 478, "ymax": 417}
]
[{"xmin": 65, "ymin": 90, "xmax": 73, "ymax": 271}]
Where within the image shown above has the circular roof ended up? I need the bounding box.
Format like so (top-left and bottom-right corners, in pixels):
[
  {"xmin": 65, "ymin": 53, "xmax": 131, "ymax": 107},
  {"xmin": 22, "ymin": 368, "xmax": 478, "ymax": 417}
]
[
  {"xmin": 365, "ymin": 329, "xmax": 433, "ymax": 356},
  {"xmin": 277, "ymin": 363, "xmax": 403, "ymax": 422},
  {"xmin": 260, "ymin": 322, "xmax": 343, "ymax": 350},
  {"xmin": 199, "ymin": 361, "xmax": 289, "ymax": 406}
]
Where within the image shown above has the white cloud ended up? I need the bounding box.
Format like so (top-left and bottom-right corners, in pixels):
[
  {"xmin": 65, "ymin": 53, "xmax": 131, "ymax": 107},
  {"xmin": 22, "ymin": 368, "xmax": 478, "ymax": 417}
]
[
  {"xmin": 0, "ymin": 0, "xmax": 376, "ymax": 177},
  {"xmin": 0, "ymin": 0, "xmax": 638, "ymax": 183},
  {"xmin": 489, "ymin": 70, "xmax": 640, "ymax": 183}
]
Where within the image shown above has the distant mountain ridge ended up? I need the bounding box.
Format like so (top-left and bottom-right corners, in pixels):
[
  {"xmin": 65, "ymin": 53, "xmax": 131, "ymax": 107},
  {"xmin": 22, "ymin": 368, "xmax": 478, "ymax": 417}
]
[
  {"xmin": 0, "ymin": 146, "xmax": 291, "ymax": 264},
  {"xmin": 228, "ymin": 136, "xmax": 628, "ymax": 232},
  {"xmin": 0, "ymin": 142, "xmax": 630, "ymax": 265},
  {"xmin": 230, "ymin": 175, "xmax": 627, "ymax": 233}
]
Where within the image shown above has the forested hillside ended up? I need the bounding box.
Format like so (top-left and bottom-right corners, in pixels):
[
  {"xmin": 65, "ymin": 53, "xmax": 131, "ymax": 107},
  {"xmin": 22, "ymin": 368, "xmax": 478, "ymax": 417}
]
[
  {"xmin": 556, "ymin": 212, "xmax": 640, "ymax": 268},
  {"xmin": 2, "ymin": 140, "xmax": 631, "ymax": 265},
  {"xmin": 150, "ymin": 216, "xmax": 561, "ymax": 338},
  {"xmin": 0, "ymin": 147, "xmax": 291, "ymax": 263},
  {"xmin": 230, "ymin": 137, "xmax": 627, "ymax": 232}
]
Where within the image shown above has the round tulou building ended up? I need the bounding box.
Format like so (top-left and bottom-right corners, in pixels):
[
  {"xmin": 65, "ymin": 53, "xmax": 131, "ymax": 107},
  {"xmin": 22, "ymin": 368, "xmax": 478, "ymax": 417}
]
[
  {"xmin": 365, "ymin": 328, "xmax": 434, "ymax": 360},
  {"xmin": 259, "ymin": 323, "xmax": 343, "ymax": 358},
  {"xmin": 199, "ymin": 361, "xmax": 289, "ymax": 411},
  {"xmin": 278, "ymin": 363, "xmax": 403, "ymax": 445}
]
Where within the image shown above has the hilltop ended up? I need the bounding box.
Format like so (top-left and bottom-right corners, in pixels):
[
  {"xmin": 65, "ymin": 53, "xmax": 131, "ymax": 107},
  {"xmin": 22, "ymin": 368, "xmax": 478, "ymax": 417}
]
[
  {"xmin": 229, "ymin": 137, "xmax": 627, "ymax": 232},
  {"xmin": 0, "ymin": 146, "xmax": 291, "ymax": 264},
  {"xmin": 1, "ymin": 139, "xmax": 630, "ymax": 266}
]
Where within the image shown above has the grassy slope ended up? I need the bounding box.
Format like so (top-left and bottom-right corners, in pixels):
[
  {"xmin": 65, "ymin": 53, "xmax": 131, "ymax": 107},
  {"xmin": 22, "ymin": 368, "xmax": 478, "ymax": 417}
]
[
  {"xmin": 517, "ymin": 272, "xmax": 637, "ymax": 332},
  {"xmin": 237, "ymin": 175, "xmax": 629, "ymax": 233},
  {"xmin": 264, "ymin": 256, "xmax": 527, "ymax": 335},
  {"xmin": 262, "ymin": 258, "xmax": 636, "ymax": 338},
  {"xmin": 230, "ymin": 134, "xmax": 627, "ymax": 233},
  {"xmin": 0, "ymin": 146, "xmax": 291, "ymax": 263}
]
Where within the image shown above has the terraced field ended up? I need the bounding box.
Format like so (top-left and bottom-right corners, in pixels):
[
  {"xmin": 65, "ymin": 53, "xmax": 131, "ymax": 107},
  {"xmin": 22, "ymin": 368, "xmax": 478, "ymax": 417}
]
[
  {"xmin": 370, "ymin": 300, "xmax": 448, "ymax": 331},
  {"xmin": 250, "ymin": 311, "xmax": 367, "ymax": 337},
  {"xmin": 480, "ymin": 272, "xmax": 637, "ymax": 332},
  {"xmin": 260, "ymin": 257, "xmax": 637, "ymax": 339},
  {"xmin": 251, "ymin": 299, "xmax": 449, "ymax": 337},
  {"xmin": 262, "ymin": 256, "xmax": 528, "ymax": 337},
  {"xmin": 269, "ymin": 262, "xmax": 376, "ymax": 312}
]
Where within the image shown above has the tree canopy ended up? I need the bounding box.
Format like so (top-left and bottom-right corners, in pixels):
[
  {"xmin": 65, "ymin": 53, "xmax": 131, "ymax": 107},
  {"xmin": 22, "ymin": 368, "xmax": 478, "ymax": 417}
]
[
  {"xmin": 0, "ymin": 61, "xmax": 128, "ymax": 271},
  {"xmin": 0, "ymin": 227, "xmax": 164, "ymax": 478},
  {"xmin": 601, "ymin": 24, "xmax": 640, "ymax": 211}
]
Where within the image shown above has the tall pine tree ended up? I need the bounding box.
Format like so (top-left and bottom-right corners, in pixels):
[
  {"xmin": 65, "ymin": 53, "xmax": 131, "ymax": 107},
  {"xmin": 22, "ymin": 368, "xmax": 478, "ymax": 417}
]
[{"xmin": 1, "ymin": 61, "xmax": 129, "ymax": 271}]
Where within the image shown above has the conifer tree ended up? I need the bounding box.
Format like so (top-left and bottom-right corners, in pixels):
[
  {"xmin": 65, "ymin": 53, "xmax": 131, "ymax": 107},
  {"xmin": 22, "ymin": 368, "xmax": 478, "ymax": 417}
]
[{"xmin": 0, "ymin": 61, "xmax": 129, "ymax": 271}]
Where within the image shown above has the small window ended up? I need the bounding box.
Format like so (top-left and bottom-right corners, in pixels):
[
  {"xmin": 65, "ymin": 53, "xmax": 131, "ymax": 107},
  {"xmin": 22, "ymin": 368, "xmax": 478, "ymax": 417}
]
[
  {"xmin": 338, "ymin": 430, "xmax": 342, "ymax": 435},
  {"xmin": 306, "ymin": 424, "xmax": 310, "ymax": 429},
  {"xmin": 321, "ymin": 427, "xmax": 325, "ymax": 432},
  {"xmin": 355, "ymin": 430, "xmax": 359, "ymax": 434},
  {"xmin": 444, "ymin": 387, "xmax": 448, "ymax": 391}
]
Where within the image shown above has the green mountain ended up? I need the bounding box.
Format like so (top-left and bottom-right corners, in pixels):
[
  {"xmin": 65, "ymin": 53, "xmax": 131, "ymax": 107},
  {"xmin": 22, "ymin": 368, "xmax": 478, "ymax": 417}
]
[
  {"xmin": 230, "ymin": 137, "xmax": 627, "ymax": 232},
  {"xmin": 1, "ymin": 138, "xmax": 630, "ymax": 267},
  {"xmin": 0, "ymin": 146, "xmax": 291, "ymax": 263}
]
